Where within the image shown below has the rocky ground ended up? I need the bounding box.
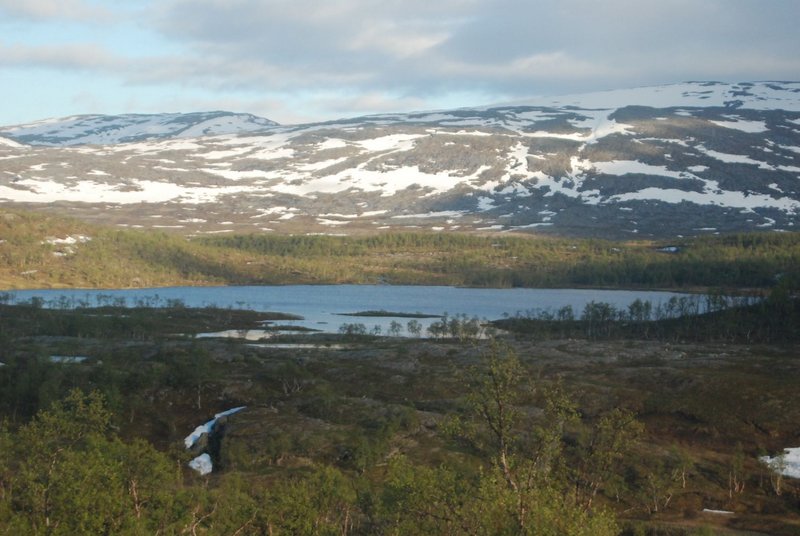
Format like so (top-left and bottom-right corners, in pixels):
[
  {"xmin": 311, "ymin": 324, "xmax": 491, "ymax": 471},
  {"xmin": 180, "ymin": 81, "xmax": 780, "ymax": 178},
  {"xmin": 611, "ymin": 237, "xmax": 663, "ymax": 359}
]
[{"xmin": 1, "ymin": 82, "xmax": 799, "ymax": 239}]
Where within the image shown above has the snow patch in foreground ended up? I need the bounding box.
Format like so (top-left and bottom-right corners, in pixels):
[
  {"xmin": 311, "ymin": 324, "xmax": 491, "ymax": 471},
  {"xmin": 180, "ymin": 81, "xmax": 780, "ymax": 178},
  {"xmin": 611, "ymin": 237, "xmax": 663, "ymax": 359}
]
[
  {"xmin": 184, "ymin": 406, "xmax": 246, "ymax": 449},
  {"xmin": 44, "ymin": 235, "xmax": 91, "ymax": 246},
  {"xmin": 761, "ymin": 447, "xmax": 800, "ymax": 479},
  {"xmin": 188, "ymin": 454, "xmax": 213, "ymax": 476}
]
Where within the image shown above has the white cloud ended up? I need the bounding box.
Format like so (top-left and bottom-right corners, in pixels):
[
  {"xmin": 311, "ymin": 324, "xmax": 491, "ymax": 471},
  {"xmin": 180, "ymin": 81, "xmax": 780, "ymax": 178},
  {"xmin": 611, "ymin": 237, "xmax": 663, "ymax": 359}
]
[
  {"xmin": 311, "ymin": 92, "xmax": 431, "ymax": 116},
  {"xmin": 346, "ymin": 23, "xmax": 450, "ymax": 59},
  {"xmin": 440, "ymin": 51, "xmax": 620, "ymax": 81},
  {"xmin": 0, "ymin": 43, "xmax": 121, "ymax": 70},
  {"xmin": 0, "ymin": 0, "xmax": 113, "ymax": 23},
  {"xmin": 0, "ymin": 0, "xmax": 799, "ymax": 123},
  {"xmin": 145, "ymin": 0, "xmax": 800, "ymax": 99}
]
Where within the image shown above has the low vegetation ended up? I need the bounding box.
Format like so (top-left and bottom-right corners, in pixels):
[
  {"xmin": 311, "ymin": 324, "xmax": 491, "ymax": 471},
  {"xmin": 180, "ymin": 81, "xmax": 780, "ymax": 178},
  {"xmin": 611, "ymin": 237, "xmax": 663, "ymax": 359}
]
[
  {"xmin": 1, "ymin": 207, "xmax": 799, "ymax": 533},
  {"xmin": 2, "ymin": 209, "xmax": 799, "ymax": 290},
  {"xmin": 493, "ymin": 283, "xmax": 800, "ymax": 345},
  {"xmin": 0, "ymin": 293, "xmax": 798, "ymax": 534}
]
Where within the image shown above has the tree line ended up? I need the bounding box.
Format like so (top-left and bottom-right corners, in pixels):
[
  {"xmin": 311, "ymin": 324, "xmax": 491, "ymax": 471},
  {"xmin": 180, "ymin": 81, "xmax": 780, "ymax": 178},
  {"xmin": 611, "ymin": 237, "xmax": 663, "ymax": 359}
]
[
  {"xmin": 493, "ymin": 281, "xmax": 799, "ymax": 344},
  {"xmin": 3, "ymin": 208, "xmax": 800, "ymax": 290}
]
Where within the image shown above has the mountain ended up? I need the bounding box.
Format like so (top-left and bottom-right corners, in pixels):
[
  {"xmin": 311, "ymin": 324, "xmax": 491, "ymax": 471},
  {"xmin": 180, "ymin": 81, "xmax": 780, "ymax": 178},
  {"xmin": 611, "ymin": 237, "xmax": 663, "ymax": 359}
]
[
  {"xmin": 0, "ymin": 111, "xmax": 279, "ymax": 146},
  {"xmin": 0, "ymin": 136, "xmax": 23, "ymax": 148},
  {"xmin": 0, "ymin": 81, "xmax": 798, "ymax": 238}
]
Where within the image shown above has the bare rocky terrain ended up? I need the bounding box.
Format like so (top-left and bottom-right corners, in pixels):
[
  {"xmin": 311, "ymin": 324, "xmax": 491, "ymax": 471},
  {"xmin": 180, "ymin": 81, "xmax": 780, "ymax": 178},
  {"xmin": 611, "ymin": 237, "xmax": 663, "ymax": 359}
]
[{"xmin": 1, "ymin": 81, "xmax": 799, "ymax": 238}]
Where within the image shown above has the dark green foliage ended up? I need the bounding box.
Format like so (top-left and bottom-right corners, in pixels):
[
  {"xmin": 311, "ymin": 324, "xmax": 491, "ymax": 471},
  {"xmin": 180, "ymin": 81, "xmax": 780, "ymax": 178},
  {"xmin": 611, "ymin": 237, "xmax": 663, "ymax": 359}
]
[
  {"xmin": 417, "ymin": 345, "xmax": 627, "ymax": 535},
  {"xmin": 202, "ymin": 230, "xmax": 800, "ymax": 289},
  {"xmin": 0, "ymin": 346, "xmax": 637, "ymax": 535},
  {"xmin": 0, "ymin": 390, "xmax": 188, "ymax": 535},
  {"xmin": 493, "ymin": 288, "xmax": 800, "ymax": 344},
  {"xmin": 0, "ymin": 299, "xmax": 798, "ymax": 534}
]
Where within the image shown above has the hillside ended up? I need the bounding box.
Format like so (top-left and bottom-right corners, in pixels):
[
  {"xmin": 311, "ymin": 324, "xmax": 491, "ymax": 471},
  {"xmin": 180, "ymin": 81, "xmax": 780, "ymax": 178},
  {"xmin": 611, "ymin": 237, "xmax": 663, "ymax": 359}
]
[
  {"xmin": 0, "ymin": 82, "xmax": 799, "ymax": 238},
  {"xmin": 1, "ymin": 209, "xmax": 798, "ymax": 291},
  {"xmin": 0, "ymin": 299, "xmax": 799, "ymax": 534},
  {"xmin": 0, "ymin": 111, "xmax": 278, "ymax": 146}
]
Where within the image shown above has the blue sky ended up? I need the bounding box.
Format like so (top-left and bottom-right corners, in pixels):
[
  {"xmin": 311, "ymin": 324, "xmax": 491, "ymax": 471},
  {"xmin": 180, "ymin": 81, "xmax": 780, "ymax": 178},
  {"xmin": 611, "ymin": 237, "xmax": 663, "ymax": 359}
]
[{"xmin": 1, "ymin": 0, "xmax": 798, "ymax": 126}]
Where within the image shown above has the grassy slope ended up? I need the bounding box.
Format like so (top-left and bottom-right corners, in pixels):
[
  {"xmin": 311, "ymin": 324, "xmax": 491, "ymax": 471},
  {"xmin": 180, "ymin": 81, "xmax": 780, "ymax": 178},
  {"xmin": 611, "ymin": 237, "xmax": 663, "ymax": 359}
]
[{"xmin": 2, "ymin": 209, "xmax": 799, "ymax": 290}]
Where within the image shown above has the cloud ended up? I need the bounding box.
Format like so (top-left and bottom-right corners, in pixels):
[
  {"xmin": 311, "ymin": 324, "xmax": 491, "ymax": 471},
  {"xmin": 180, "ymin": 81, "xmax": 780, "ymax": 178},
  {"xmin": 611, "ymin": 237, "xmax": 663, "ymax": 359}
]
[
  {"xmin": 439, "ymin": 51, "xmax": 620, "ymax": 82},
  {"xmin": 126, "ymin": 52, "xmax": 374, "ymax": 92},
  {"xmin": 1, "ymin": 0, "xmax": 798, "ymax": 123},
  {"xmin": 153, "ymin": 0, "xmax": 470, "ymax": 71},
  {"xmin": 145, "ymin": 0, "xmax": 800, "ymax": 100},
  {"xmin": 346, "ymin": 23, "xmax": 450, "ymax": 59},
  {"xmin": 0, "ymin": 42, "xmax": 121, "ymax": 70},
  {"xmin": 311, "ymin": 92, "xmax": 431, "ymax": 116},
  {"xmin": 0, "ymin": 0, "xmax": 113, "ymax": 23}
]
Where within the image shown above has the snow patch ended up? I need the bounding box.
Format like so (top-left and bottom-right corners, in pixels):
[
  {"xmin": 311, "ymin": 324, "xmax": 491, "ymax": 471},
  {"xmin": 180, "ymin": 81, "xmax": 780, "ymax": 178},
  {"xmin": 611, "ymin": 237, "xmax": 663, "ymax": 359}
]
[
  {"xmin": 477, "ymin": 196, "xmax": 496, "ymax": 211},
  {"xmin": 43, "ymin": 235, "xmax": 91, "ymax": 257},
  {"xmin": 701, "ymin": 148, "xmax": 773, "ymax": 170},
  {"xmin": 587, "ymin": 160, "xmax": 691, "ymax": 180},
  {"xmin": 761, "ymin": 447, "xmax": 800, "ymax": 479},
  {"xmin": 44, "ymin": 235, "xmax": 91, "ymax": 246},
  {"xmin": 0, "ymin": 136, "xmax": 24, "ymax": 148},
  {"xmin": 317, "ymin": 218, "xmax": 351, "ymax": 226},
  {"xmin": 198, "ymin": 147, "xmax": 255, "ymax": 160},
  {"xmin": 392, "ymin": 211, "xmax": 465, "ymax": 219},
  {"xmin": 200, "ymin": 168, "xmax": 271, "ymax": 180},
  {"xmin": 709, "ymin": 119, "xmax": 768, "ymax": 133},
  {"xmin": 298, "ymin": 157, "xmax": 349, "ymax": 172},
  {"xmin": 609, "ymin": 185, "xmax": 800, "ymax": 213},
  {"xmin": 0, "ymin": 178, "xmax": 263, "ymax": 204},
  {"xmin": 49, "ymin": 355, "xmax": 88, "ymax": 364},
  {"xmin": 524, "ymin": 116, "xmax": 632, "ymax": 143},
  {"xmin": 185, "ymin": 406, "xmax": 246, "ymax": 450},
  {"xmin": 356, "ymin": 134, "xmax": 423, "ymax": 152},
  {"xmin": 317, "ymin": 138, "xmax": 349, "ymax": 150},
  {"xmin": 188, "ymin": 454, "xmax": 213, "ymax": 476},
  {"xmin": 0, "ymin": 112, "xmax": 277, "ymax": 146},
  {"xmin": 503, "ymin": 82, "xmax": 800, "ymax": 112},
  {"xmin": 319, "ymin": 210, "xmax": 387, "ymax": 219}
]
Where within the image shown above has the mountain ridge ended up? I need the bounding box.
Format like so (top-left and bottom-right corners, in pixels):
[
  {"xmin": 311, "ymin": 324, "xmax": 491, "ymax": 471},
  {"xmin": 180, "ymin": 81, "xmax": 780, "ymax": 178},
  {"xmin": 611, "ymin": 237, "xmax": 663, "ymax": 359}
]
[
  {"xmin": 0, "ymin": 111, "xmax": 279, "ymax": 146},
  {"xmin": 0, "ymin": 81, "xmax": 798, "ymax": 239},
  {"xmin": 4, "ymin": 81, "xmax": 799, "ymax": 146}
]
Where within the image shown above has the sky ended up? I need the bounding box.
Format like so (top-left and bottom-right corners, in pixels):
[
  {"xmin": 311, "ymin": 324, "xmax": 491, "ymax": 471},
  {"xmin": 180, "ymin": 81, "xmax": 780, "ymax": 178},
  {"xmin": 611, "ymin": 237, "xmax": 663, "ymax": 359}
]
[{"xmin": 1, "ymin": 0, "xmax": 798, "ymax": 126}]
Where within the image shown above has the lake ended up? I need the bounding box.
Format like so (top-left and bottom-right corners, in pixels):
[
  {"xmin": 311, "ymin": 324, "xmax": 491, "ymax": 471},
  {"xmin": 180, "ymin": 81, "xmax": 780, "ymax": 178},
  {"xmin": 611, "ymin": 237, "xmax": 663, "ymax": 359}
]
[{"xmin": 5, "ymin": 285, "xmax": 702, "ymax": 337}]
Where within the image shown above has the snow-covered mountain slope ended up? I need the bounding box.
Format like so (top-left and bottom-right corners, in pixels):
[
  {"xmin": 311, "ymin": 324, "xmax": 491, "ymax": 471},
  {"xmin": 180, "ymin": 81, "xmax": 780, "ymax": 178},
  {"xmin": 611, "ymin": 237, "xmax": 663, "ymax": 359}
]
[
  {"xmin": 0, "ymin": 82, "xmax": 798, "ymax": 238},
  {"xmin": 331, "ymin": 81, "xmax": 800, "ymax": 130},
  {"xmin": 0, "ymin": 111, "xmax": 278, "ymax": 146},
  {"xmin": 0, "ymin": 136, "xmax": 24, "ymax": 148},
  {"xmin": 497, "ymin": 80, "xmax": 800, "ymax": 112}
]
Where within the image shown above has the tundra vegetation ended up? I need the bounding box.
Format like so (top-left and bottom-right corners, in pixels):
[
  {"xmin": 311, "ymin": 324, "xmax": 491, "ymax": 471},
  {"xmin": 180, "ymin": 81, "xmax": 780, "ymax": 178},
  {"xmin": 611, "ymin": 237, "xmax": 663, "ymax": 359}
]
[
  {"xmin": 1, "ymin": 209, "xmax": 799, "ymax": 290},
  {"xmin": 0, "ymin": 208, "xmax": 799, "ymax": 534}
]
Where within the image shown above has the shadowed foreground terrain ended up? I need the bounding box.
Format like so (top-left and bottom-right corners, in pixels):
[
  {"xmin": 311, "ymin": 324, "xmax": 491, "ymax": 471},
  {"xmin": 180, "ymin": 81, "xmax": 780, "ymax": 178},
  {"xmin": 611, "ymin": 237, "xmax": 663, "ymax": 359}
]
[{"xmin": 0, "ymin": 299, "xmax": 798, "ymax": 535}]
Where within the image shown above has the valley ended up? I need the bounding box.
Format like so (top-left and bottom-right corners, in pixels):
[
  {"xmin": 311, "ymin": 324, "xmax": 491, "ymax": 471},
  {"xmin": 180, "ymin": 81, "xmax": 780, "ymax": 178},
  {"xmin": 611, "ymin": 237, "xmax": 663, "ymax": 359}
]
[
  {"xmin": 0, "ymin": 210, "xmax": 798, "ymax": 533},
  {"xmin": 0, "ymin": 81, "xmax": 799, "ymax": 535}
]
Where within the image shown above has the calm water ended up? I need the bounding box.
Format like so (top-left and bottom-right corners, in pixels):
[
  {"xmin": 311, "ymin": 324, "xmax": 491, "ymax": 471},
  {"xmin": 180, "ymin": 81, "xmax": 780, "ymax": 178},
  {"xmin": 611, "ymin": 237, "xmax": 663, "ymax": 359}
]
[{"xmin": 6, "ymin": 285, "xmax": 699, "ymax": 336}]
